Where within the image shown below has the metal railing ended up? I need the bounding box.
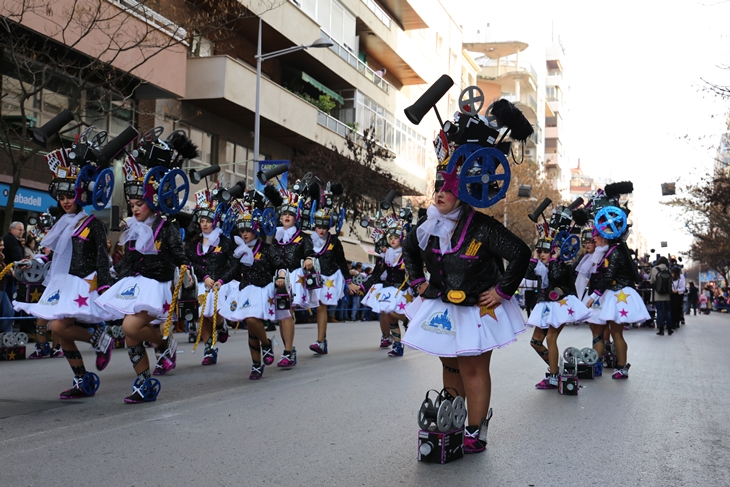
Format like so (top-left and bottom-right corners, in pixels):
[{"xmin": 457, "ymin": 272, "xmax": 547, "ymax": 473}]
[
  {"xmin": 361, "ymin": 0, "xmax": 392, "ymax": 28},
  {"xmin": 319, "ymin": 31, "xmax": 390, "ymax": 94}
]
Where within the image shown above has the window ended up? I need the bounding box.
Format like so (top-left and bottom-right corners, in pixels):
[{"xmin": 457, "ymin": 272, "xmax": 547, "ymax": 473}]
[
  {"xmin": 220, "ymin": 142, "xmax": 252, "ymax": 188},
  {"xmin": 170, "ymin": 120, "xmax": 214, "ymax": 193}
]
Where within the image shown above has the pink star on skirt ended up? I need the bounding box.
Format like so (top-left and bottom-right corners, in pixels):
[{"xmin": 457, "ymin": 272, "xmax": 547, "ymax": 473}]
[
  {"xmin": 567, "ymin": 308, "xmax": 574, "ymax": 316},
  {"xmin": 163, "ymin": 302, "xmax": 171, "ymax": 313},
  {"xmin": 620, "ymin": 308, "xmax": 628, "ymax": 317},
  {"xmin": 74, "ymin": 294, "xmax": 89, "ymax": 307},
  {"xmin": 325, "ymin": 292, "xmax": 333, "ymax": 300},
  {"xmin": 397, "ymin": 302, "xmax": 406, "ymax": 311}
]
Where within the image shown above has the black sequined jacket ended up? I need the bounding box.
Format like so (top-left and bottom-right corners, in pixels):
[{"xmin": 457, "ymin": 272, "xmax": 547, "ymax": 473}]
[
  {"xmin": 364, "ymin": 252, "xmax": 407, "ymax": 291},
  {"xmin": 302, "ymin": 233, "xmax": 350, "ymax": 280},
  {"xmin": 592, "ymin": 244, "xmax": 635, "ymax": 296},
  {"xmin": 69, "ymin": 215, "xmax": 112, "ymax": 291},
  {"xmin": 525, "ymin": 258, "xmax": 578, "ymax": 303},
  {"xmin": 186, "ymin": 236, "xmax": 238, "ymax": 284},
  {"xmin": 235, "ymin": 240, "xmax": 283, "ymax": 289},
  {"xmin": 115, "ymin": 217, "xmax": 190, "ymax": 283},
  {"xmin": 403, "ymin": 208, "xmax": 531, "ymax": 306},
  {"xmin": 272, "ymin": 229, "xmax": 309, "ymax": 272}
]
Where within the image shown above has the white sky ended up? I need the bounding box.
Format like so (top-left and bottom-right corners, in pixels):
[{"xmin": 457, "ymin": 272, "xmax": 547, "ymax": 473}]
[{"xmin": 454, "ymin": 0, "xmax": 730, "ymax": 260}]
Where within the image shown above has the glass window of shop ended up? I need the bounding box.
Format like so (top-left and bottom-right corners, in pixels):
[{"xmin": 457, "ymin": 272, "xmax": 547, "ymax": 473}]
[{"xmin": 221, "ymin": 142, "xmax": 254, "ymax": 189}]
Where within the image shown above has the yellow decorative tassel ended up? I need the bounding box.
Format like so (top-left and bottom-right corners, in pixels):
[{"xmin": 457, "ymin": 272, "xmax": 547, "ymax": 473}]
[
  {"xmin": 162, "ymin": 265, "xmax": 187, "ymax": 340},
  {"xmin": 210, "ymin": 288, "xmax": 219, "ymax": 348},
  {"xmin": 192, "ymin": 291, "xmax": 207, "ymax": 353},
  {"xmin": 0, "ymin": 263, "xmax": 15, "ymax": 282}
]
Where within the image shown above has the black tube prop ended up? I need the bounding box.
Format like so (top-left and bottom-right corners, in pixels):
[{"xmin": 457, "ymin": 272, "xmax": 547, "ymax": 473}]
[
  {"xmin": 257, "ymin": 163, "xmax": 289, "ymax": 185},
  {"xmin": 404, "ymin": 75, "xmax": 454, "ymax": 126},
  {"xmin": 99, "ymin": 126, "xmax": 140, "ymax": 166},
  {"xmin": 219, "ymin": 181, "xmax": 246, "ymax": 202},
  {"xmin": 189, "ymin": 164, "xmax": 221, "ymax": 184},
  {"xmin": 29, "ymin": 109, "xmax": 75, "ymax": 148},
  {"xmin": 528, "ymin": 198, "xmax": 552, "ymax": 223},
  {"xmin": 380, "ymin": 190, "xmax": 399, "ymax": 210},
  {"xmin": 567, "ymin": 197, "xmax": 584, "ymax": 211}
]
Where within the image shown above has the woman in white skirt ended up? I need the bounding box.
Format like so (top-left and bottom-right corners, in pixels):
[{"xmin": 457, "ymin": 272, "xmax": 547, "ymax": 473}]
[
  {"xmin": 218, "ymin": 204, "xmax": 284, "ymax": 380},
  {"xmin": 575, "ymin": 228, "xmax": 610, "ymax": 365},
  {"xmin": 265, "ymin": 186, "xmax": 310, "ymax": 368},
  {"xmin": 186, "ymin": 197, "xmax": 238, "ymax": 366},
  {"xmin": 402, "ymin": 175, "xmax": 531, "ymax": 453},
  {"xmin": 585, "ymin": 233, "xmax": 649, "ymax": 379},
  {"xmin": 14, "ymin": 184, "xmax": 114, "ymax": 400},
  {"xmin": 96, "ymin": 183, "xmax": 191, "ymax": 403},
  {"xmin": 301, "ymin": 207, "xmax": 360, "ymax": 355},
  {"xmin": 362, "ymin": 229, "xmax": 411, "ymax": 357},
  {"xmin": 525, "ymin": 240, "xmax": 591, "ymax": 389}
]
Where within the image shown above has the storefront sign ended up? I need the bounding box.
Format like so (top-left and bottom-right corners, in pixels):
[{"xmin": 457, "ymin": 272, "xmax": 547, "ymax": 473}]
[{"xmin": 0, "ymin": 183, "xmax": 57, "ymax": 212}]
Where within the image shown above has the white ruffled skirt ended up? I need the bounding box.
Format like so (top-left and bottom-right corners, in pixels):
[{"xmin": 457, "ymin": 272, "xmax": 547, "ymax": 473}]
[
  {"xmin": 96, "ymin": 275, "xmax": 173, "ymax": 322},
  {"xmin": 301, "ymin": 271, "xmax": 345, "ymax": 307},
  {"xmin": 289, "ymin": 268, "xmax": 311, "ymax": 308},
  {"xmin": 403, "ymin": 296, "xmax": 526, "ymax": 357},
  {"xmin": 526, "ymin": 295, "xmax": 592, "ymax": 329},
  {"xmin": 13, "ymin": 273, "xmax": 111, "ymax": 324},
  {"xmin": 362, "ymin": 284, "xmax": 411, "ymax": 315},
  {"xmin": 197, "ymin": 282, "xmax": 223, "ymax": 318},
  {"xmin": 595, "ymin": 287, "xmax": 651, "ymax": 324},
  {"xmin": 219, "ymin": 283, "xmax": 275, "ymax": 322}
]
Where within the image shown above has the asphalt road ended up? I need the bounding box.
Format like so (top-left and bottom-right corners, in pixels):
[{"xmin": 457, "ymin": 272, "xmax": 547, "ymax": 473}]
[{"xmin": 1, "ymin": 311, "xmax": 728, "ymax": 487}]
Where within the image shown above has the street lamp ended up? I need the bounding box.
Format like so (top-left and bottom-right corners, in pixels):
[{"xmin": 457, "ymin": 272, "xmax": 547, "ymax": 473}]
[{"xmin": 253, "ymin": 17, "xmax": 333, "ymax": 163}]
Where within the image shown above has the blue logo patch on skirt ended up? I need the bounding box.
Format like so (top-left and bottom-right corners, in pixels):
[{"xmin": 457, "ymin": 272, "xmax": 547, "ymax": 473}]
[
  {"xmin": 229, "ymin": 300, "xmax": 237, "ymax": 312},
  {"xmin": 40, "ymin": 290, "xmax": 60, "ymax": 306},
  {"xmin": 542, "ymin": 305, "xmax": 550, "ymax": 316},
  {"xmin": 421, "ymin": 309, "xmax": 456, "ymax": 337},
  {"xmin": 240, "ymin": 299, "xmax": 251, "ymax": 309},
  {"xmin": 117, "ymin": 284, "xmax": 139, "ymax": 299},
  {"xmin": 378, "ymin": 291, "xmax": 392, "ymax": 303}
]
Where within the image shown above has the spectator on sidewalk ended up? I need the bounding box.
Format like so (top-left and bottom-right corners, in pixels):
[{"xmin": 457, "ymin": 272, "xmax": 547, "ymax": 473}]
[
  {"xmin": 650, "ymin": 256, "xmax": 673, "ymax": 335},
  {"xmin": 688, "ymin": 281, "xmax": 699, "ymax": 316}
]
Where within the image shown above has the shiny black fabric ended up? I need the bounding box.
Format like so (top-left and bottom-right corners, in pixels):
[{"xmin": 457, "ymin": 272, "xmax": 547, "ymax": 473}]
[
  {"xmin": 272, "ymin": 229, "xmax": 309, "ymax": 271},
  {"xmin": 525, "ymin": 258, "xmax": 578, "ymax": 303},
  {"xmin": 69, "ymin": 216, "xmax": 112, "ymax": 288},
  {"xmin": 594, "ymin": 244, "xmax": 635, "ymax": 293},
  {"xmin": 115, "ymin": 217, "xmax": 190, "ymax": 283},
  {"xmin": 186, "ymin": 236, "xmax": 238, "ymax": 284},
  {"xmin": 364, "ymin": 254, "xmax": 407, "ymax": 291},
  {"xmin": 403, "ymin": 208, "xmax": 531, "ymax": 306},
  {"xmin": 302, "ymin": 233, "xmax": 350, "ymax": 280},
  {"xmin": 234, "ymin": 240, "xmax": 283, "ymax": 289}
]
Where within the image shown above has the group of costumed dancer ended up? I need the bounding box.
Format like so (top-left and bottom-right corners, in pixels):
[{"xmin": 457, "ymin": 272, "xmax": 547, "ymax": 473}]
[{"xmin": 4, "ymin": 76, "xmax": 649, "ymax": 458}]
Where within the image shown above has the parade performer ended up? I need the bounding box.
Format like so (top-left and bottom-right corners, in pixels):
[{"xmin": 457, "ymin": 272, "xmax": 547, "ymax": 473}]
[
  {"xmin": 96, "ymin": 128, "xmax": 196, "ymax": 402},
  {"xmin": 584, "ymin": 182, "xmax": 648, "ymax": 379},
  {"xmin": 300, "ymin": 181, "xmax": 359, "ymax": 355},
  {"xmin": 361, "ymin": 206, "xmax": 414, "ymax": 357},
  {"xmin": 525, "ymin": 211, "xmax": 591, "ymax": 388},
  {"xmin": 13, "ymin": 147, "xmax": 114, "ymax": 399},
  {"xmin": 402, "ymin": 75, "xmax": 533, "ymax": 453},
  {"xmin": 219, "ymin": 190, "xmax": 283, "ymax": 379},
  {"xmin": 186, "ymin": 189, "xmax": 238, "ymax": 365},
  {"xmin": 265, "ymin": 184, "xmax": 309, "ymax": 367},
  {"xmin": 575, "ymin": 224, "xmax": 610, "ymax": 363}
]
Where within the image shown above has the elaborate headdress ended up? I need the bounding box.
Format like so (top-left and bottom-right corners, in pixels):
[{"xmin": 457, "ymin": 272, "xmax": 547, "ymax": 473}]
[
  {"xmin": 359, "ymin": 190, "xmax": 414, "ymax": 249},
  {"xmin": 192, "ymin": 187, "xmax": 219, "ymax": 225},
  {"xmin": 404, "ymin": 75, "xmax": 534, "ymax": 209},
  {"xmin": 290, "ymin": 172, "xmax": 345, "ymax": 232},
  {"xmin": 582, "ymin": 181, "xmax": 634, "ymax": 241},
  {"xmin": 122, "ymin": 127, "xmax": 200, "ymax": 215},
  {"xmin": 35, "ymin": 110, "xmax": 137, "ymax": 209},
  {"xmin": 528, "ymin": 197, "xmax": 586, "ymax": 261}
]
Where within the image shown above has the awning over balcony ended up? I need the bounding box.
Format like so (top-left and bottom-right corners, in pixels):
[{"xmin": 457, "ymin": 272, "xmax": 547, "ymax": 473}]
[{"xmin": 300, "ymin": 71, "xmax": 344, "ymax": 105}]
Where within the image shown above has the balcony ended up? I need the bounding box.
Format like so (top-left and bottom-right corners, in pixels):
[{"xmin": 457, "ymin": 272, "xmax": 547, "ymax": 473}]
[
  {"xmin": 480, "ymin": 62, "xmax": 538, "ymax": 85},
  {"xmin": 545, "ymin": 126, "xmax": 559, "ymax": 140},
  {"xmin": 545, "ymin": 153, "xmax": 559, "ymax": 167},
  {"xmin": 318, "ymin": 31, "xmax": 390, "ymax": 94},
  {"xmin": 501, "ymin": 92, "xmax": 538, "ymax": 121},
  {"xmin": 375, "ymin": 0, "xmax": 429, "ymax": 30}
]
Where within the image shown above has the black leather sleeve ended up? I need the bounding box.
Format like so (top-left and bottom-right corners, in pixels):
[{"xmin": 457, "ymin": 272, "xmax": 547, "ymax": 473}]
[
  {"xmin": 90, "ymin": 218, "xmax": 112, "ymax": 289},
  {"xmin": 485, "ymin": 218, "xmax": 531, "ymax": 297},
  {"xmin": 403, "ymin": 222, "xmax": 426, "ymax": 287}
]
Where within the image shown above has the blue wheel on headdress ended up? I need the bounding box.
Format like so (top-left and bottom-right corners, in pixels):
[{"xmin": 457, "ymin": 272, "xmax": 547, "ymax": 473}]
[
  {"xmin": 261, "ymin": 208, "xmax": 276, "ymax": 236},
  {"xmin": 80, "ymin": 372, "xmax": 100, "ymax": 395},
  {"xmin": 74, "ymin": 164, "xmax": 98, "ymax": 206},
  {"xmin": 143, "ymin": 166, "xmax": 168, "ymax": 210},
  {"xmin": 91, "ymin": 167, "xmax": 114, "ymax": 210},
  {"xmin": 158, "ymin": 168, "xmax": 190, "ymax": 214},
  {"xmin": 445, "ymin": 143, "xmax": 482, "ymax": 174},
  {"xmin": 559, "ymin": 234, "xmax": 581, "ymax": 261},
  {"xmin": 551, "ymin": 231, "xmax": 569, "ymax": 253},
  {"xmin": 459, "ymin": 147, "xmax": 510, "ymax": 208},
  {"xmin": 335, "ymin": 207, "xmax": 346, "ymax": 234},
  {"xmin": 309, "ymin": 199, "xmax": 318, "ymax": 228},
  {"xmin": 221, "ymin": 206, "xmax": 236, "ymax": 237},
  {"xmin": 594, "ymin": 206, "xmax": 627, "ymax": 239}
]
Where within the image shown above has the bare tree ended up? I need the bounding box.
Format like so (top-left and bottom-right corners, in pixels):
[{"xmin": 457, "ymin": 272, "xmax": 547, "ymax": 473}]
[{"xmin": 0, "ymin": 0, "xmax": 283, "ymax": 225}]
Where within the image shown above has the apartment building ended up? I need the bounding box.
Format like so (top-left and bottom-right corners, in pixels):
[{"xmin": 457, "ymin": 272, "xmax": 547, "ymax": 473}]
[
  {"xmin": 1, "ymin": 0, "xmax": 479, "ymax": 254},
  {"xmin": 544, "ymin": 41, "xmax": 571, "ymax": 199}
]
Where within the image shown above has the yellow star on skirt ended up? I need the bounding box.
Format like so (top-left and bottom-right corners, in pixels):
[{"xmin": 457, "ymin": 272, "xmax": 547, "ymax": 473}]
[
  {"xmin": 325, "ymin": 279, "xmax": 335, "ymax": 289},
  {"xmin": 558, "ymin": 299, "xmax": 568, "ymax": 306},
  {"xmin": 85, "ymin": 274, "xmax": 98, "ymax": 292},
  {"xmin": 29, "ymin": 288, "xmax": 43, "ymax": 302},
  {"xmin": 615, "ymin": 290, "xmax": 629, "ymax": 304},
  {"xmin": 405, "ymin": 293, "xmax": 414, "ymax": 303},
  {"xmin": 297, "ymin": 275, "xmax": 306, "ymax": 286},
  {"xmin": 480, "ymin": 305, "xmax": 497, "ymax": 320}
]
